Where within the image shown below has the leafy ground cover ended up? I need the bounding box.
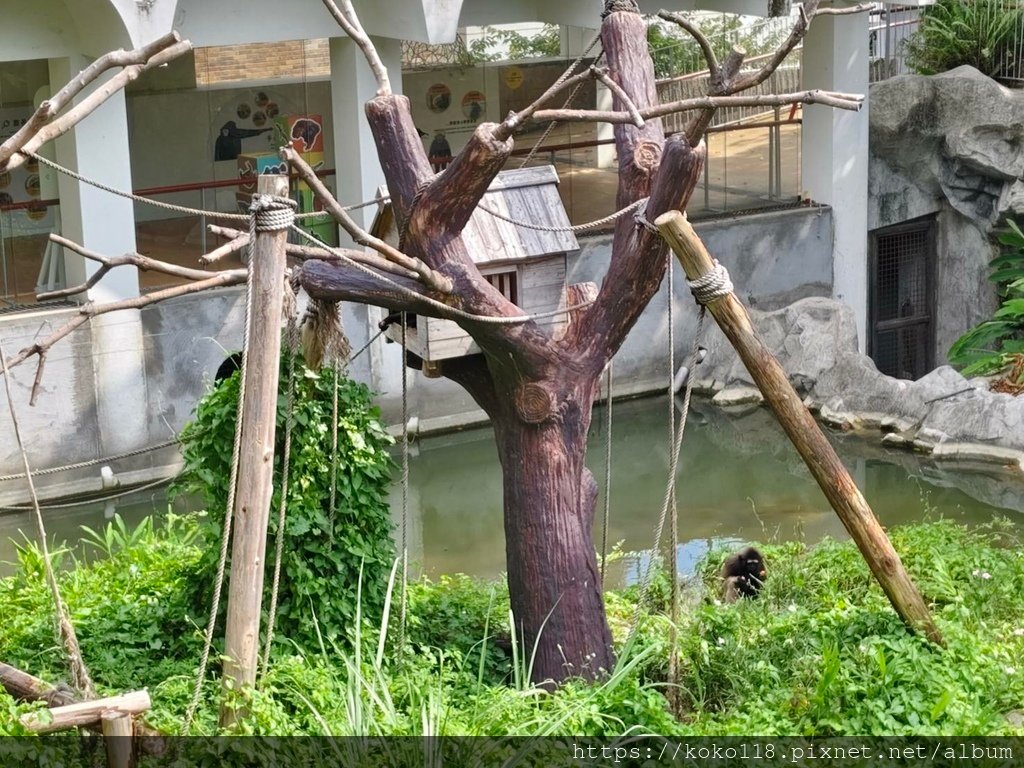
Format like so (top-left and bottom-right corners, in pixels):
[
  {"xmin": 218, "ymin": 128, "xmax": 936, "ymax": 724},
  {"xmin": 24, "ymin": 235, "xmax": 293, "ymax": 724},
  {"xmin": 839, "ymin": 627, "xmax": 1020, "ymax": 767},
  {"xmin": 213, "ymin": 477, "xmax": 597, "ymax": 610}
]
[{"xmin": 2, "ymin": 517, "xmax": 1023, "ymax": 737}]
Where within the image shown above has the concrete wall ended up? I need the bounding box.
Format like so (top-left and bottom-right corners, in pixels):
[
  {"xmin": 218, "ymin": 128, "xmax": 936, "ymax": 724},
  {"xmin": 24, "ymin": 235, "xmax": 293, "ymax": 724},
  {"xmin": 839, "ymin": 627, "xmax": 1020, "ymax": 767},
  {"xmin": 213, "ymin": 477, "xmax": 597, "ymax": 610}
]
[{"xmin": 0, "ymin": 205, "xmax": 832, "ymax": 504}]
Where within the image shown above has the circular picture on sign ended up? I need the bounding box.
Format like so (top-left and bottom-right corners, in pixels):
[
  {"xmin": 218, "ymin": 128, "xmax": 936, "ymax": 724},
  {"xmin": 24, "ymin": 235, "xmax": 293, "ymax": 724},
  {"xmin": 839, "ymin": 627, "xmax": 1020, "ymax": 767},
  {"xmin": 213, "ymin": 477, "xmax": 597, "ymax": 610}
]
[
  {"xmin": 461, "ymin": 90, "xmax": 486, "ymax": 122},
  {"xmin": 252, "ymin": 110, "xmax": 267, "ymax": 127},
  {"xmin": 504, "ymin": 67, "xmax": 524, "ymax": 90},
  {"xmin": 236, "ymin": 103, "xmax": 252, "ymax": 120},
  {"xmin": 266, "ymin": 102, "xmax": 279, "ymax": 119},
  {"xmin": 427, "ymin": 83, "xmax": 451, "ymax": 114},
  {"xmin": 255, "ymin": 91, "xmax": 270, "ymax": 107},
  {"xmin": 26, "ymin": 200, "xmax": 48, "ymax": 221},
  {"xmin": 24, "ymin": 174, "xmax": 40, "ymax": 197}
]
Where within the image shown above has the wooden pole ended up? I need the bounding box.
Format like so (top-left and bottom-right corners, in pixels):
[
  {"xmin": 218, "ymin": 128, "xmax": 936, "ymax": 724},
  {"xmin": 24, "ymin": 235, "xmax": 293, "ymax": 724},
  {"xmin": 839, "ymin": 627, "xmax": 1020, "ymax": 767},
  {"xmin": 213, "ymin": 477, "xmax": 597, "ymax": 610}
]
[
  {"xmin": 656, "ymin": 210, "xmax": 943, "ymax": 645},
  {"xmin": 220, "ymin": 174, "xmax": 290, "ymax": 727},
  {"xmin": 101, "ymin": 711, "xmax": 134, "ymax": 768}
]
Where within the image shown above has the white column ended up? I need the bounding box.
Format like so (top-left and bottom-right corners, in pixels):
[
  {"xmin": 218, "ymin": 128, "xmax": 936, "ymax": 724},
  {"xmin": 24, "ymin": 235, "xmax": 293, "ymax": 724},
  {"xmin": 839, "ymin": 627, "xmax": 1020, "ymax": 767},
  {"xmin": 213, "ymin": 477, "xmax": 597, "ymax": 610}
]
[
  {"xmin": 49, "ymin": 57, "xmax": 139, "ymax": 302},
  {"xmin": 49, "ymin": 56, "xmax": 148, "ymax": 456},
  {"xmin": 801, "ymin": 11, "xmax": 870, "ymax": 351},
  {"xmin": 329, "ymin": 36, "xmax": 405, "ymax": 396},
  {"xmin": 329, "ymin": 36, "xmax": 404, "ymax": 237}
]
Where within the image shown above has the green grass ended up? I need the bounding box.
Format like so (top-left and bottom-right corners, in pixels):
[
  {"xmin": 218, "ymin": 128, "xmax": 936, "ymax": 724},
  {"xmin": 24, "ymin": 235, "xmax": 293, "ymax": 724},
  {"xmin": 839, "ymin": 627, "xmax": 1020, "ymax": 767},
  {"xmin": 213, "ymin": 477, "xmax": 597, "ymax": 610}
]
[{"xmin": 2, "ymin": 515, "xmax": 1023, "ymax": 736}]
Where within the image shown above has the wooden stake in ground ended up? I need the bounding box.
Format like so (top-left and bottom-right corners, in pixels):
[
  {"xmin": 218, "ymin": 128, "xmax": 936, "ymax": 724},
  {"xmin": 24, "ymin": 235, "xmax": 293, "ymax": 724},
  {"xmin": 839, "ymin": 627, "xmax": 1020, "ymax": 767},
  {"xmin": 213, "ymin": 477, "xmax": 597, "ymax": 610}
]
[
  {"xmin": 656, "ymin": 210, "xmax": 943, "ymax": 645},
  {"xmin": 220, "ymin": 175, "xmax": 291, "ymax": 727},
  {"xmin": 101, "ymin": 711, "xmax": 134, "ymax": 768}
]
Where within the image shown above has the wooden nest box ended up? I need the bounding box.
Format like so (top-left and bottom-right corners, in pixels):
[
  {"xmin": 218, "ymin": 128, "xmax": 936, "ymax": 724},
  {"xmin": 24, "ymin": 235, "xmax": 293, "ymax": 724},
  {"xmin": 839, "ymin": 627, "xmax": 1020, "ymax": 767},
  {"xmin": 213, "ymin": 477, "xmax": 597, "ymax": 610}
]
[{"xmin": 372, "ymin": 166, "xmax": 579, "ymax": 365}]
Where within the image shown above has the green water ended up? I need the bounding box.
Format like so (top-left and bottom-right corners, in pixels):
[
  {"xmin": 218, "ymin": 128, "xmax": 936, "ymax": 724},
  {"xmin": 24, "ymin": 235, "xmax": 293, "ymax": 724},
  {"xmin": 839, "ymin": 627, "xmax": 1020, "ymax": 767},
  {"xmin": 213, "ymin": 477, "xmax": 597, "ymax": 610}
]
[{"xmin": 1, "ymin": 395, "xmax": 1022, "ymax": 581}]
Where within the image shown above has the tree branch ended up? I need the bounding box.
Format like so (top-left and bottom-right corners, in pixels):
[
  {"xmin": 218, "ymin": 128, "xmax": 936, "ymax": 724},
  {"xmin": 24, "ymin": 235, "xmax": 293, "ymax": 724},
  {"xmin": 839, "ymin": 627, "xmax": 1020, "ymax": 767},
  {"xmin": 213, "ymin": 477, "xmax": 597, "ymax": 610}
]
[
  {"xmin": 38, "ymin": 234, "xmax": 233, "ymax": 300},
  {"xmin": 414, "ymin": 123, "xmax": 512, "ymax": 239},
  {"xmin": 0, "ymin": 35, "xmax": 191, "ymax": 173},
  {"xmin": 657, "ymin": 11, "xmax": 720, "ymax": 81},
  {"xmin": 530, "ymin": 89, "xmax": 862, "ymax": 124},
  {"xmin": 730, "ymin": 0, "xmax": 822, "ymax": 93},
  {"xmin": 320, "ymin": 0, "xmax": 391, "ymax": 95},
  {"xmin": 209, "ymin": 224, "xmax": 420, "ymax": 279},
  {"xmin": 496, "ymin": 67, "xmax": 611, "ymax": 140},
  {"xmin": 300, "ymin": 259, "xmax": 442, "ymax": 316},
  {"xmin": 2, "ymin": 272, "xmax": 244, "ymax": 399},
  {"xmin": 282, "ymin": 146, "xmax": 452, "ymax": 293},
  {"xmin": 198, "ymin": 233, "xmax": 248, "ymax": 267}
]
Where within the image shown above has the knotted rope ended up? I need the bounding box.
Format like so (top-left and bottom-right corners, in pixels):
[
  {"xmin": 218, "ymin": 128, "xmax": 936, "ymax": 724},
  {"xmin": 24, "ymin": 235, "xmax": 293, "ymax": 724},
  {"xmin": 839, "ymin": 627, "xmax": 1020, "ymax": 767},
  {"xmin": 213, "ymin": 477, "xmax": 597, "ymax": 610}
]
[
  {"xmin": 687, "ymin": 260, "xmax": 733, "ymax": 304},
  {"xmin": 250, "ymin": 194, "xmax": 297, "ymax": 233}
]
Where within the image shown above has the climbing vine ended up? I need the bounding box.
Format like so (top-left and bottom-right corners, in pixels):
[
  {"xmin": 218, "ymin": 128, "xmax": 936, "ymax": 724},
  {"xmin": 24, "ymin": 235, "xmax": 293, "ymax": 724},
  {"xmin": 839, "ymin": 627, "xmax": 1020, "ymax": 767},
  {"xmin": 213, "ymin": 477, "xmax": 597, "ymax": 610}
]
[{"xmin": 175, "ymin": 350, "xmax": 395, "ymax": 653}]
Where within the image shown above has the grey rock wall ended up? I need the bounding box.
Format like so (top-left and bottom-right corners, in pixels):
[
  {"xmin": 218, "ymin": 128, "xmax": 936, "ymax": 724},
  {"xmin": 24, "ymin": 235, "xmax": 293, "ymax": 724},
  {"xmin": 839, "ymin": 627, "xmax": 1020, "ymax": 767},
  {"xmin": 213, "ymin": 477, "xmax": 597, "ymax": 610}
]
[
  {"xmin": 869, "ymin": 66, "xmax": 1024, "ymax": 363},
  {"xmin": 697, "ymin": 296, "xmax": 1024, "ymax": 473}
]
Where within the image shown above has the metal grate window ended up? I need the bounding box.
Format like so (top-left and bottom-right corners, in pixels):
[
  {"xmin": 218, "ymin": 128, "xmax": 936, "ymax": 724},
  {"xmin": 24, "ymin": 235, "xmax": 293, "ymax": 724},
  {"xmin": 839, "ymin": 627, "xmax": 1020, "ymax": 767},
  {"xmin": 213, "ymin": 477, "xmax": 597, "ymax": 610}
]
[{"xmin": 869, "ymin": 218, "xmax": 935, "ymax": 380}]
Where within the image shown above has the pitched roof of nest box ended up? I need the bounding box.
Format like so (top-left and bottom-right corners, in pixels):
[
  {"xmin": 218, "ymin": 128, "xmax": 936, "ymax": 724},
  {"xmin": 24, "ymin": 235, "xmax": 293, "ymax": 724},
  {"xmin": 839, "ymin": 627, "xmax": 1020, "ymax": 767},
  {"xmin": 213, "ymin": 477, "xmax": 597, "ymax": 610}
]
[{"xmin": 369, "ymin": 165, "xmax": 579, "ymax": 267}]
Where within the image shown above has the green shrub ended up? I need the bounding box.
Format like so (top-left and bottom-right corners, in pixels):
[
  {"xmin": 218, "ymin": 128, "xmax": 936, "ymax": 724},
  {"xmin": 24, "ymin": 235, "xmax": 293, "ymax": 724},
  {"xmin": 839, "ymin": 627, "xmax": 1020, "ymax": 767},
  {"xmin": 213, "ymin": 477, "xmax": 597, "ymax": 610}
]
[
  {"xmin": 905, "ymin": 0, "xmax": 1023, "ymax": 78},
  {"xmin": 175, "ymin": 350, "xmax": 395, "ymax": 654},
  {"xmin": 949, "ymin": 218, "xmax": 1024, "ymax": 380}
]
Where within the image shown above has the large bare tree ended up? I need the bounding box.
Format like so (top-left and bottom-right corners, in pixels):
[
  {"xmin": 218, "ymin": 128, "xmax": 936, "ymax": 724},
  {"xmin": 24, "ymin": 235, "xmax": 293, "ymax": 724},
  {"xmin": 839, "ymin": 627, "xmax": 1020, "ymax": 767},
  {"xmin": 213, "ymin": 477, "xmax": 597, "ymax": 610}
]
[{"xmin": 1, "ymin": 1, "xmax": 867, "ymax": 684}]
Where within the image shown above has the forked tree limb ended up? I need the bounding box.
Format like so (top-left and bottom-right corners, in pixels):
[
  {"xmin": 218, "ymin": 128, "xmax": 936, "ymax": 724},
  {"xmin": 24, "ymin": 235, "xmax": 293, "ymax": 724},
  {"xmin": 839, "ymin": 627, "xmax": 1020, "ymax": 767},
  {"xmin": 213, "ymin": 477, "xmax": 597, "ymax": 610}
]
[
  {"xmin": 300, "ymin": 258, "xmax": 446, "ymax": 317},
  {"xmin": 657, "ymin": 11, "xmax": 721, "ymax": 80},
  {"xmin": 283, "ymin": 146, "xmax": 452, "ymax": 293},
  {"xmin": 2, "ymin": 271, "xmax": 245, "ymax": 397},
  {"xmin": 198, "ymin": 234, "xmax": 249, "ymax": 267},
  {"xmin": 320, "ymin": 0, "xmax": 391, "ymax": 95},
  {"xmin": 39, "ymin": 234, "xmax": 228, "ymax": 300},
  {"xmin": 0, "ymin": 34, "xmax": 191, "ymax": 173}
]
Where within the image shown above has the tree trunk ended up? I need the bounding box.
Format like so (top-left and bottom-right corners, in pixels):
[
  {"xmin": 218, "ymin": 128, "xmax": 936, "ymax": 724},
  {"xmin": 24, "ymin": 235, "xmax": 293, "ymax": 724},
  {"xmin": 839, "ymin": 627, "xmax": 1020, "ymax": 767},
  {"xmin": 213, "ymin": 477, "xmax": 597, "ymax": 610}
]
[{"xmin": 493, "ymin": 376, "xmax": 613, "ymax": 683}]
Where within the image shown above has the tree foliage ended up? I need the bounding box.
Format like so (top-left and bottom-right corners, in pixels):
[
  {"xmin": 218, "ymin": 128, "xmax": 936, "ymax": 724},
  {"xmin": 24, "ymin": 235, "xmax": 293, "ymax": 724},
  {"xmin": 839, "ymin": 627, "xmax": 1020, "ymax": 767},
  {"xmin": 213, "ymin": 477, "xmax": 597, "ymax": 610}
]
[
  {"xmin": 905, "ymin": 0, "xmax": 1023, "ymax": 78},
  {"xmin": 175, "ymin": 349, "xmax": 395, "ymax": 652},
  {"xmin": 949, "ymin": 218, "xmax": 1024, "ymax": 383}
]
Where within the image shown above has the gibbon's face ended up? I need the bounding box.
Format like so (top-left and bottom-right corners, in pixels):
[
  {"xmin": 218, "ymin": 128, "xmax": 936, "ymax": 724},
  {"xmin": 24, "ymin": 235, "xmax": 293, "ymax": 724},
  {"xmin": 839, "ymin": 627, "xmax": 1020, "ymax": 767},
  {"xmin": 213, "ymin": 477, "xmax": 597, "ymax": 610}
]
[{"xmin": 740, "ymin": 548, "xmax": 766, "ymax": 580}]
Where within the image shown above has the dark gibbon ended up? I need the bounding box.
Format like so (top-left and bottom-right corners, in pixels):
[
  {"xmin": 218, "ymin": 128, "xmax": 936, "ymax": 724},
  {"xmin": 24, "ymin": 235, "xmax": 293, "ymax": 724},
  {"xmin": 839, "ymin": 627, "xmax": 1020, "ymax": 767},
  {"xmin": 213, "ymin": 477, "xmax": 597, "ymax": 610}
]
[{"xmin": 720, "ymin": 546, "xmax": 767, "ymax": 602}]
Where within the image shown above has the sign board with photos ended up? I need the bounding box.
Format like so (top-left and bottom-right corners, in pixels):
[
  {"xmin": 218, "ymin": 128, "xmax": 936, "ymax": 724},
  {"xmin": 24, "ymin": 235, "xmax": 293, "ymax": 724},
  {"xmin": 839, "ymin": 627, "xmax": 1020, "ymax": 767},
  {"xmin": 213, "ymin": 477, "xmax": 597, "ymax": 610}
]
[{"xmin": 0, "ymin": 106, "xmax": 58, "ymax": 237}]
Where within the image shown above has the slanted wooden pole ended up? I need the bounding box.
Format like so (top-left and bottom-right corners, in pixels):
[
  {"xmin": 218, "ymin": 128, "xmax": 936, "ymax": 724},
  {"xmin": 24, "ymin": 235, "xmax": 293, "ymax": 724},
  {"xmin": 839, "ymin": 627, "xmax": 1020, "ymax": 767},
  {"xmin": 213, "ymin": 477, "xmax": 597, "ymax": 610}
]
[
  {"xmin": 656, "ymin": 210, "xmax": 942, "ymax": 645},
  {"xmin": 220, "ymin": 174, "xmax": 291, "ymax": 727},
  {"xmin": 101, "ymin": 711, "xmax": 134, "ymax": 768}
]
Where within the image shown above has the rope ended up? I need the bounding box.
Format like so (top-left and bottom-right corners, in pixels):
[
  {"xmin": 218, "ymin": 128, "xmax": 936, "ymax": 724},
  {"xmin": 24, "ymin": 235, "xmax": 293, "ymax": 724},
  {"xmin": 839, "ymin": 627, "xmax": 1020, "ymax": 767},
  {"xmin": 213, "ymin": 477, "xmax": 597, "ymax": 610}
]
[
  {"xmin": 397, "ymin": 181, "xmax": 430, "ymax": 253},
  {"xmin": 633, "ymin": 199, "xmax": 662, "ymax": 235},
  {"xmin": 667, "ymin": 255, "xmax": 681, "ymax": 714},
  {"xmin": 328, "ymin": 364, "xmax": 340, "ymax": 546},
  {"xmin": 182, "ymin": 197, "xmax": 260, "ymax": 733},
  {"xmin": 396, "ymin": 314, "xmax": 411, "ymax": 663},
  {"xmin": 477, "ymin": 195, "xmax": 647, "ymax": 234},
  {"xmin": 289, "ymin": 224, "xmax": 595, "ymax": 325},
  {"xmin": 631, "ymin": 304, "xmax": 709, "ymax": 631},
  {"xmin": 0, "ymin": 476, "xmax": 171, "ymax": 513},
  {"xmin": 687, "ymin": 261, "xmax": 733, "ymax": 303},
  {"xmin": 600, "ymin": 360, "xmax": 613, "ymax": 587},
  {"xmin": 0, "ymin": 438, "xmax": 180, "ymax": 483},
  {"xmin": 261, "ymin": 293, "xmax": 299, "ymax": 679},
  {"xmin": 251, "ymin": 194, "xmax": 297, "ymax": 231},
  {"xmin": 0, "ymin": 337, "xmax": 95, "ymax": 698},
  {"xmin": 22, "ymin": 149, "xmax": 384, "ymax": 221}
]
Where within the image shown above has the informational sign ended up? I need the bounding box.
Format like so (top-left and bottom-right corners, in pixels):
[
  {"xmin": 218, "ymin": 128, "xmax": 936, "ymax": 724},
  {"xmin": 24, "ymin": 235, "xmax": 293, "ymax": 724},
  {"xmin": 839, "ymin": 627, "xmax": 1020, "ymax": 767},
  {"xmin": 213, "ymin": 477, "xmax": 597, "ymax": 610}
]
[
  {"xmin": 0, "ymin": 106, "xmax": 57, "ymax": 237},
  {"xmin": 504, "ymin": 67, "xmax": 524, "ymax": 91},
  {"xmin": 427, "ymin": 83, "xmax": 452, "ymax": 113},
  {"xmin": 461, "ymin": 90, "xmax": 486, "ymax": 122}
]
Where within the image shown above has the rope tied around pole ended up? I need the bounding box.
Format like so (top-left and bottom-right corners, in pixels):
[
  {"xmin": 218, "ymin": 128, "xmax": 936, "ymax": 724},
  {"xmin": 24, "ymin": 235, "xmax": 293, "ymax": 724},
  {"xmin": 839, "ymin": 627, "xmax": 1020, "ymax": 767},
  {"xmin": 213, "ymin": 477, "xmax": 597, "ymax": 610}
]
[
  {"xmin": 250, "ymin": 194, "xmax": 297, "ymax": 233},
  {"xmin": 687, "ymin": 260, "xmax": 733, "ymax": 304}
]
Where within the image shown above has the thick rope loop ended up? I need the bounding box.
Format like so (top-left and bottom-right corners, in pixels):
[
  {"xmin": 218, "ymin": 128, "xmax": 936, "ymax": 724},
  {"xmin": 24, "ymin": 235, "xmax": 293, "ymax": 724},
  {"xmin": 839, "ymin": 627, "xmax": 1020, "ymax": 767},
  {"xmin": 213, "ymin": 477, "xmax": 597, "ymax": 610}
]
[
  {"xmin": 687, "ymin": 261, "xmax": 734, "ymax": 304},
  {"xmin": 250, "ymin": 194, "xmax": 297, "ymax": 232}
]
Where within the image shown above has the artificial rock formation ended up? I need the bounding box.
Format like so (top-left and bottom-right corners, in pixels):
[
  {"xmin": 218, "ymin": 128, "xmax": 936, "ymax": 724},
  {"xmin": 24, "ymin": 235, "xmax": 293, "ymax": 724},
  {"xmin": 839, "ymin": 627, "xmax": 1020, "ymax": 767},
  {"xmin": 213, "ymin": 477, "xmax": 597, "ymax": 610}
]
[
  {"xmin": 695, "ymin": 297, "xmax": 1024, "ymax": 473},
  {"xmin": 868, "ymin": 66, "xmax": 1024, "ymax": 360}
]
